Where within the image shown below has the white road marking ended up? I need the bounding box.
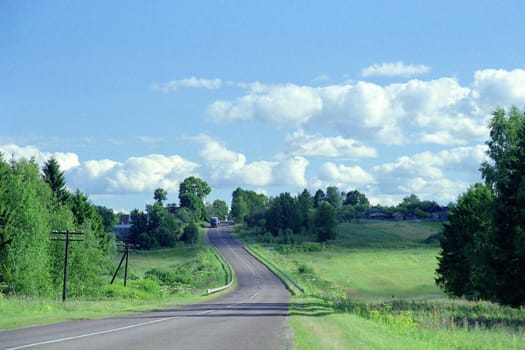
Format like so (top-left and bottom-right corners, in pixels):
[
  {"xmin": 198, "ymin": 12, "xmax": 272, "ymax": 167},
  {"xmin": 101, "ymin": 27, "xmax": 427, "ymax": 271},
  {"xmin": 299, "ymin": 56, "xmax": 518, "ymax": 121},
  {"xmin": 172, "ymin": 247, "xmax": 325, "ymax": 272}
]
[{"xmin": 6, "ymin": 291, "xmax": 260, "ymax": 350}]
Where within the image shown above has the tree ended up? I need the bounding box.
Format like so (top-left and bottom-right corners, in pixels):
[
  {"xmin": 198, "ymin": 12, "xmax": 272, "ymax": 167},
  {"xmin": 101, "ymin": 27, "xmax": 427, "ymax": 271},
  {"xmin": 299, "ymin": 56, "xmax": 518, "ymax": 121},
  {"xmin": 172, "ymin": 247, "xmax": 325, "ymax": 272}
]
[
  {"xmin": 297, "ymin": 189, "xmax": 314, "ymax": 230},
  {"xmin": 181, "ymin": 222, "xmax": 200, "ymax": 244},
  {"xmin": 231, "ymin": 188, "xmax": 249, "ymax": 223},
  {"xmin": 313, "ymin": 189, "xmax": 326, "ymax": 208},
  {"xmin": 480, "ymin": 106, "xmax": 525, "ymax": 306},
  {"xmin": 179, "ymin": 177, "xmax": 211, "ymax": 221},
  {"xmin": 146, "ymin": 202, "xmax": 177, "ymax": 248},
  {"xmin": 435, "ymin": 106, "xmax": 525, "ymax": 307},
  {"xmin": 96, "ymin": 206, "xmax": 116, "ymax": 233},
  {"xmin": 69, "ymin": 189, "xmax": 108, "ymax": 252},
  {"xmin": 314, "ymin": 202, "xmax": 337, "ymax": 242},
  {"xmin": 153, "ymin": 188, "xmax": 168, "ymax": 204},
  {"xmin": 326, "ymin": 186, "xmax": 342, "ymax": 209},
  {"xmin": 207, "ymin": 199, "xmax": 229, "ymax": 220},
  {"xmin": 435, "ymin": 184, "xmax": 495, "ymax": 300},
  {"xmin": 343, "ymin": 190, "xmax": 370, "ymax": 208},
  {"xmin": 265, "ymin": 192, "xmax": 302, "ymax": 236},
  {"xmin": 0, "ymin": 158, "xmax": 54, "ymax": 296},
  {"xmin": 42, "ymin": 157, "xmax": 69, "ymax": 204}
]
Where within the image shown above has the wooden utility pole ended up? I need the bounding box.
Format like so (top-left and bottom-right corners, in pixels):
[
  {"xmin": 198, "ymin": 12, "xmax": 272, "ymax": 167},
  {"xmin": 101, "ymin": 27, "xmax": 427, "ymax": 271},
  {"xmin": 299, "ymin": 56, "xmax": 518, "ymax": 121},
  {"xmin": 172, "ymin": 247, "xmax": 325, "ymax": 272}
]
[
  {"xmin": 52, "ymin": 230, "xmax": 83, "ymax": 302},
  {"xmin": 111, "ymin": 242, "xmax": 137, "ymax": 287}
]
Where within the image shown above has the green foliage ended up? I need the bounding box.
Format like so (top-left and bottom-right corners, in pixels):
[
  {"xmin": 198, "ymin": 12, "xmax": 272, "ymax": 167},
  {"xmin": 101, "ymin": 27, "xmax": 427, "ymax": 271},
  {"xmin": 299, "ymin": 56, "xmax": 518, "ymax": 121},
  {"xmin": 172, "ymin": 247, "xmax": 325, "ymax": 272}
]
[
  {"xmin": 343, "ymin": 189, "xmax": 370, "ymax": 208},
  {"xmin": 313, "ymin": 189, "xmax": 325, "ymax": 208},
  {"xmin": 325, "ymin": 186, "xmax": 342, "ymax": 208},
  {"xmin": 315, "ymin": 202, "xmax": 337, "ymax": 242},
  {"xmin": 437, "ymin": 106, "xmax": 525, "ymax": 307},
  {"xmin": 0, "ymin": 157, "xmax": 113, "ymax": 299},
  {"xmin": 102, "ymin": 279, "xmax": 161, "ymax": 300},
  {"xmin": 0, "ymin": 159, "xmax": 54, "ymax": 296},
  {"xmin": 178, "ymin": 176, "xmax": 211, "ymax": 221},
  {"xmin": 96, "ymin": 206, "xmax": 117, "ymax": 233},
  {"xmin": 42, "ymin": 157, "xmax": 69, "ymax": 204},
  {"xmin": 206, "ymin": 199, "xmax": 229, "ymax": 220},
  {"xmin": 436, "ymin": 183, "xmax": 494, "ymax": 300},
  {"xmin": 265, "ymin": 192, "xmax": 303, "ymax": 236},
  {"xmin": 181, "ymin": 222, "xmax": 200, "ymax": 244},
  {"xmin": 129, "ymin": 193, "xmax": 181, "ymax": 249},
  {"xmin": 231, "ymin": 187, "xmax": 268, "ymax": 224},
  {"xmin": 480, "ymin": 106, "xmax": 525, "ymax": 307},
  {"xmin": 69, "ymin": 190, "xmax": 109, "ymax": 252},
  {"xmin": 153, "ymin": 187, "xmax": 168, "ymax": 204}
]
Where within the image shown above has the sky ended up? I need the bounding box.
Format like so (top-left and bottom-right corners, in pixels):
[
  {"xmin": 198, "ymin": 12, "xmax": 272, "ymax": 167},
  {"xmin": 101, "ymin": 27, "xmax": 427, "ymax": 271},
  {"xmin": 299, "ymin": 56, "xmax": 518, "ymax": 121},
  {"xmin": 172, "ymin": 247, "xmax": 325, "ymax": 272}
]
[{"xmin": 2, "ymin": 0, "xmax": 525, "ymax": 212}]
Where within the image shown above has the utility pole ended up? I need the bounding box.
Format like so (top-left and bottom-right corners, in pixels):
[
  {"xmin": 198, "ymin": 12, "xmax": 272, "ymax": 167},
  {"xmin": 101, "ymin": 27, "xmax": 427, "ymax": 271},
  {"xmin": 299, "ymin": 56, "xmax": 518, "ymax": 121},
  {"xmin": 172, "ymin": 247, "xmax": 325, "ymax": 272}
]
[
  {"xmin": 111, "ymin": 242, "xmax": 138, "ymax": 287},
  {"xmin": 52, "ymin": 230, "xmax": 83, "ymax": 302}
]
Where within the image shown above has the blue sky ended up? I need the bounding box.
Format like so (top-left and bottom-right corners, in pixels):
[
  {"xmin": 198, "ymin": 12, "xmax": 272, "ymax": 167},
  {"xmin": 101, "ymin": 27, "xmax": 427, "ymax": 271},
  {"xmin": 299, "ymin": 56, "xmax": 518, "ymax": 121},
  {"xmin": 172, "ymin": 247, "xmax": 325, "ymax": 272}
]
[{"xmin": 2, "ymin": 0, "xmax": 525, "ymax": 212}]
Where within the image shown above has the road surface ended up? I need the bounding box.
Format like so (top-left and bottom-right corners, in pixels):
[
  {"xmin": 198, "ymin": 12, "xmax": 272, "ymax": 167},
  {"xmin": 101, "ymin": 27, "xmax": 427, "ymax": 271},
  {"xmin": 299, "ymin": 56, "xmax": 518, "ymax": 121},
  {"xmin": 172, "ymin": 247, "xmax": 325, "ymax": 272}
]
[{"xmin": 0, "ymin": 226, "xmax": 292, "ymax": 350}]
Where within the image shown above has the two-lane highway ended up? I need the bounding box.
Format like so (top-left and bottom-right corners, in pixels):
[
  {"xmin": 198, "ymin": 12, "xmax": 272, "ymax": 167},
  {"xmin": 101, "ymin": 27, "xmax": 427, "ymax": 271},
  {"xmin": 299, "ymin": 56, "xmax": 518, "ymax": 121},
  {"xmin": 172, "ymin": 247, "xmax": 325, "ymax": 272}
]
[{"xmin": 1, "ymin": 226, "xmax": 292, "ymax": 350}]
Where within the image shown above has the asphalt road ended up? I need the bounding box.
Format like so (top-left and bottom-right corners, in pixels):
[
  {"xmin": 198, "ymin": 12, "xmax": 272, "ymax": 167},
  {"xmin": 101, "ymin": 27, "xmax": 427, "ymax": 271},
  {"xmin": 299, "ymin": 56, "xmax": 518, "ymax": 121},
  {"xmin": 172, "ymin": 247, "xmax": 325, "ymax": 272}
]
[{"xmin": 0, "ymin": 226, "xmax": 292, "ymax": 350}]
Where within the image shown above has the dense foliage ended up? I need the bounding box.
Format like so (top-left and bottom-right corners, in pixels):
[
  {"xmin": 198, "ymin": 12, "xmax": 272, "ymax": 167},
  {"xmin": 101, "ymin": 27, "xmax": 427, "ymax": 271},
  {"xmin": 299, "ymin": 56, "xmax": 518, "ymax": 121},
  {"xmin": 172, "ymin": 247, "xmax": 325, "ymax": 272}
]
[
  {"xmin": 128, "ymin": 178, "xmax": 210, "ymax": 249},
  {"xmin": 437, "ymin": 106, "xmax": 525, "ymax": 307},
  {"xmin": 0, "ymin": 156, "xmax": 113, "ymax": 298}
]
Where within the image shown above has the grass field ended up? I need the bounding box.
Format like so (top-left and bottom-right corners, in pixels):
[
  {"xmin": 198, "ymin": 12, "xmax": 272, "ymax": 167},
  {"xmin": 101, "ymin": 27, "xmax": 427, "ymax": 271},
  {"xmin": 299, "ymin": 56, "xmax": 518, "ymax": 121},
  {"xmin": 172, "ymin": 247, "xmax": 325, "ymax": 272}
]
[
  {"xmin": 0, "ymin": 242, "xmax": 230, "ymax": 330},
  {"xmin": 239, "ymin": 220, "xmax": 525, "ymax": 349}
]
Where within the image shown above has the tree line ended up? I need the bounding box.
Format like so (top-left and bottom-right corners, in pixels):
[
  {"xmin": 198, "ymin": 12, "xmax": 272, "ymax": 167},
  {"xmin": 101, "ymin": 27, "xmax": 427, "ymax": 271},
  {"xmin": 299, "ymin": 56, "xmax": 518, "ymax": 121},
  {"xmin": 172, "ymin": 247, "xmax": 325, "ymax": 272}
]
[{"xmin": 231, "ymin": 185, "xmax": 444, "ymax": 243}]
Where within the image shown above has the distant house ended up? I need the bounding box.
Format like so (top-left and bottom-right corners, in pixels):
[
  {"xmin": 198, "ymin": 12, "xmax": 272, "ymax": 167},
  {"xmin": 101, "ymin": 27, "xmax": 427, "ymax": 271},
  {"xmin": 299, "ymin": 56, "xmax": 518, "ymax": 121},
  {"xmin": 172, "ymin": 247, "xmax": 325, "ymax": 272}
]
[
  {"xmin": 424, "ymin": 205, "xmax": 450, "ymax": 221},
  {"xmin": 365, "ymin": 207, "xmax": 392, "ymax": 220},
  {"xmin": 114, "ymin": 214, "xmax": 132, "ymax": 241}
]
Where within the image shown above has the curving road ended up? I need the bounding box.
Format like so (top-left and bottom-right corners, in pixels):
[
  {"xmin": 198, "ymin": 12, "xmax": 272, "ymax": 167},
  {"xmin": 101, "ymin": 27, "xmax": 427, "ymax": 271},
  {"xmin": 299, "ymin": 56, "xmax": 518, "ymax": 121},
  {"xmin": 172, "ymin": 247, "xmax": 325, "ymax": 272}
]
[{"xmin": 0, "ymin": 226, "xmax": 292, "ymax": 350}]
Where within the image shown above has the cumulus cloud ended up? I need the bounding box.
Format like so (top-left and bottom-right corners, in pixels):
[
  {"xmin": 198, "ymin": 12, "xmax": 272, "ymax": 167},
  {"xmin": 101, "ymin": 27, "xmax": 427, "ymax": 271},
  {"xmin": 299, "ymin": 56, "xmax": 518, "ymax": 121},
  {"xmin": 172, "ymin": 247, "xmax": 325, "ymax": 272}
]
[
  {"xmin": 68, "ymin": 154, "xmax": 200, "ymax": 194},
  {"xmin": 316, "ymin": 162, "xmax": 376, "ymax": 186},
  {"xmin": 206, "ymin": 83, "xmax": 323, "ymax": 127},
  {"xmin": 188, "ymin": 134, "xmax": 309, "ymax": 189},
  {"xmin": 369, "ymin": 145, "xmax": 488, "ymax": 203},
  {"xmin": 284, "ymin": 130, "xmax": 377, "ymax": 159},
  {"xmin": 361, "ymin": 61, "xmax": 431, "ymax": 77},
  {"xmin": 205, "ymin": 69, "xmax": 525, "ymax": 146},
  {"xmin": 472, "ymin": 69, "xmax": 525, "ymax": 109},
  {"xmin": 152, "ymin": 77, "xmax": 223, "ymax": 92},
  {"xmin": 0, "ymin": 144, "xmax": 80, "ymax": 171}
]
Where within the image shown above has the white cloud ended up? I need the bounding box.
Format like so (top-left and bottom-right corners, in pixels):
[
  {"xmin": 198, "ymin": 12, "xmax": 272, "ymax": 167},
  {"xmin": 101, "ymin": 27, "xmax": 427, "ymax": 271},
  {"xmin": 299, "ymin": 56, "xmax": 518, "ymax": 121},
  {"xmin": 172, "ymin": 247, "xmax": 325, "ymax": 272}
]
[
  {"xmin": 69, "ymin": 154, "xmax": 200, "ymax": 194},
  {"xmin": 152, "ymin": 77, "xmax": 223, "ymax": 92},
  {"xmin": 370, "ymin": 145, "xmax": 488, "ymax": 204},
  {"xmin": 472, "ymin": 68, "xmax": 525, "ymax": 109},
  {"xmin": 188, "ymin": 134, "xmax": 309, "ymax": 189},
  {"xmin": 284, "ymin": 130, "xmax": 377, "ymax": 159},
  {"xmin": 314, "ymin": 162, "xmax": 376, "ymax": 189},
  {"xmin": 204, "ymin": 69, "xmax": 525, "ymax": 146},
  {"xmin": 361, "ymin": 61, "xmax": 431, "ymax": 77},
  {"xmin": 206, "ymin": 84, "xmax": 323, "ymax": 127},
  {"xmin": 0, "ymin": 144, "xmax": 80, "ymax": 171},
  {"xmin": 273, "ymin": 156, "xmax": 309, "ymax": 188}
]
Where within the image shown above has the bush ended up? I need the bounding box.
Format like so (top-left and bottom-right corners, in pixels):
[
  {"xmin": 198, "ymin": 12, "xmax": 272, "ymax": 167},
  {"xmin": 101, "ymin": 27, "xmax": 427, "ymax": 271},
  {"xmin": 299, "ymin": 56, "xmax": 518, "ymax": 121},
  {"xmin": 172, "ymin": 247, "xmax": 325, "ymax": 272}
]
[
  {"xmin": 297, "ymin": 263, "xmax": 314, "ymax": 275},
  {"xmin": 181, "ymin": 223, "xmax": 200, "ymax": 244},
  {"xmin": 102, "ymin": 279, "xmax": 161, "ymax": 300}
]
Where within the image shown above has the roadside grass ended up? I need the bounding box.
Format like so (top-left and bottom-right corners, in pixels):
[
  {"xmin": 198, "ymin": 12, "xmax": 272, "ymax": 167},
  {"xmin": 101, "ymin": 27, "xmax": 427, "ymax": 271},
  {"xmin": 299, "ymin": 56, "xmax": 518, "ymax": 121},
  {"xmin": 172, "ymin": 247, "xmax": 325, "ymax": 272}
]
[
  {"xmin": 236, "ymin": 221, "xmax": 525, "ymax": 349},
  {"xmin": 0, "ymin": 242, "xmax": 232, "ymax": 330}
]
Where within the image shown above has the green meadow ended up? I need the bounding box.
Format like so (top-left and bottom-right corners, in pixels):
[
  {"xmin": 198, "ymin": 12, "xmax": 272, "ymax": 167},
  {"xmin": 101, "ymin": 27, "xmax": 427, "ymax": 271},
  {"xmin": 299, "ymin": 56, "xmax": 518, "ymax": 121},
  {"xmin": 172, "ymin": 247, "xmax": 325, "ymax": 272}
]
[{"xmin": 240, "ymin": 220, "xmax": 525, "ymax": 349}]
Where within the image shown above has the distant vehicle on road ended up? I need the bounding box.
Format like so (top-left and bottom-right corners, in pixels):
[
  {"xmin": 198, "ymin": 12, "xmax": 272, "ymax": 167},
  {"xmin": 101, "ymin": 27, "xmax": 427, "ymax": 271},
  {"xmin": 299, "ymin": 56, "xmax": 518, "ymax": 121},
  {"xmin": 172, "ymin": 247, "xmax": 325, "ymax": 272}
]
[{"xmin": 210, "ymin": 217, "xmax": 219, "ymax": 228}]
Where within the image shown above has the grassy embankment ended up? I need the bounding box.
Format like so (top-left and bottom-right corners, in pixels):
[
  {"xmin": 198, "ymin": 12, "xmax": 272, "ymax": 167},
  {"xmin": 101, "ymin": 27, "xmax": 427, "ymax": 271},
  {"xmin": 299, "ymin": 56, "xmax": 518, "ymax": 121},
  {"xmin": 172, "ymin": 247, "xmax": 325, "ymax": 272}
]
[
  {"xmin": 237, "ymin": 220, "xmax": 525, "ymax": 349},
  {"xmin": 0, "ymin": 237, "xmax": 232, "ymax": 330}
]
